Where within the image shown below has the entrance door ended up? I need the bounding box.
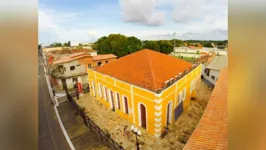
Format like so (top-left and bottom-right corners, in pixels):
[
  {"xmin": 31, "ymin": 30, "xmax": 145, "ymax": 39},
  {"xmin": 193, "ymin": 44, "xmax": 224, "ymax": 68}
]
[
  {"xmin": 72, "ymin": 77, "xmax": 78, "ymax": 85},
  {"xmin": 174, "ymin": 101, "xmax": 183, "ymax": 121},
  {"xmin": 110, "ymin": 90, "xmax": 115, "ymax": 111},
  {"xmin": 92, "ymin": 80, "xmax": 96, "ymax": 96},
  {"xmin": 167, "ymin": 102, "xmax": 172, "ymax": 125},
  {"xmin": 62, "ymin": 79, "xmax": 67, "ymax": 91},
  {"xmin": 140, "ymin": 104, "xmax": 146, "ymax": 129}
]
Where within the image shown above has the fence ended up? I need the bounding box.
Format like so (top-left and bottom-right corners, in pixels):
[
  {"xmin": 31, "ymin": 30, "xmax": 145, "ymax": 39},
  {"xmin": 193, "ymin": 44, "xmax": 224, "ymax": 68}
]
[{"xmin": 66, "ymin": 93, "xmax": 123, "ymax": 150}]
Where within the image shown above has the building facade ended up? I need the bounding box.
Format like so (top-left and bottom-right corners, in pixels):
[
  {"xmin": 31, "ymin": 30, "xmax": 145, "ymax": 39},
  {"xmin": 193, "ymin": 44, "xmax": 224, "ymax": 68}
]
[
  {"xmin": 87, "ymin": 49, "xmax": 202, "ymax": 137},
  {"xmin": 51, "ymin": 52, "xmax": 117, "ymax": 91},
  {"xmin": 203, "ymin": 55, "xmax": 228, "ymax": 85}
]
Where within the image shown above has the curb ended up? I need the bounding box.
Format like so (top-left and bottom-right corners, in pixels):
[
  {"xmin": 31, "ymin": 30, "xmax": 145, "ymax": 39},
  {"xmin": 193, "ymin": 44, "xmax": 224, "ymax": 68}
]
[{"xmin": 42, "ymin": 61, "xmax": 75, "ymax": 150}]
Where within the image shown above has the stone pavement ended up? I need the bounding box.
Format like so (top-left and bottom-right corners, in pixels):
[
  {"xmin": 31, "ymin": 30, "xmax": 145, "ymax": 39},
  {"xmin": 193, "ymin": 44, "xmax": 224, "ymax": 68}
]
[
  {"xmin": 57, "ymin": 101, "xmax": 109, "ymax": 150},
  {"xmin": 75, "ymin": 80, "xmax": 212, "ymax": 150}
]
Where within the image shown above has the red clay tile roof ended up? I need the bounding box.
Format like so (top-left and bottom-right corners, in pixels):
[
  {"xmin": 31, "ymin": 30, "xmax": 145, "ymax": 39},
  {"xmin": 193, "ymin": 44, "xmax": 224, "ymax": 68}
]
[
  {"xmin": 92, "ymin": 54, "xmax": 117, "ymax": 61},
  {"xmin": 95, "ymin": 49, "xmax": 192, "ymax": 91},
  {"xmin": 183, "ymin": 67, "xmax": 228, "ymax": 150},
  {"xmin": 53, "ymin": 52, "xmax": 91, "ymax": 64}
]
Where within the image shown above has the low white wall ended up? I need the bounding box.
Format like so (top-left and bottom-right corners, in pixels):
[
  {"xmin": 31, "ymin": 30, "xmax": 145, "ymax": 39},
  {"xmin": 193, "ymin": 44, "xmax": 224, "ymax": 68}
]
[
  {"xmin": 171, "ymin": 52, "xmax": 200, "ymax": 58},
  {"xmin": 203, "ymin": 69, "xmax": 220, "ymax": 85}
]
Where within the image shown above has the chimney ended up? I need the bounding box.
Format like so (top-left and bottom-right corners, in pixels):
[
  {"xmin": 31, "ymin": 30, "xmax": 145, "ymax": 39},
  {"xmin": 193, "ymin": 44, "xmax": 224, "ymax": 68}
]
[
  {"xmin": 178, "ymin": 72, "xmax": 183, "ymax": 78},
  {"xmin": 164, "ymin": 80, "xmax": 169, "ymax": 88},
  {"xmin": 174, "ymin": 75, "xmax": 179, "ymax": 81}
]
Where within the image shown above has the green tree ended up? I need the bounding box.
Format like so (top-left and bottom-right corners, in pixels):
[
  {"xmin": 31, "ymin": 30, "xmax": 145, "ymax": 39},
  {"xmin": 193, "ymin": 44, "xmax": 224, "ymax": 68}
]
[
  {"xmin": 127, "ymin": 36, "xmax": 142, "ymax": 54},
  {"xmin": 204, "ymin": 42, "xmax": 213, "ymax": 48},
  {"xmin": 142, "ymin": 41, "xmax": 160, "ymax": 51},
  {"xmin": 158, "ymin": 40, "xmax": 174, "ymax": 54},
  {"xmin": 50, "ymin": 42, "xmax": 62, "ymax": 47},
  {"xmin": 174, "ymin": 39, "xmax": 183, "ymax": 47},
  {"xmin": 63, "ymin": 43, "xmax": 69, "ymax": 47}
]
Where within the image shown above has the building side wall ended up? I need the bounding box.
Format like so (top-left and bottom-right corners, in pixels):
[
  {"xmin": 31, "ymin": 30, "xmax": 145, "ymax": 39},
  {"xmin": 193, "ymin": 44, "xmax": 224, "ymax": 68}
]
[
  {"xmin": 203, "ymin": 69, "xmax": 220, "ymax": 85},
  {"xmin": 87, "ymin": 64, "xmax": 202, "ymax": 137}
]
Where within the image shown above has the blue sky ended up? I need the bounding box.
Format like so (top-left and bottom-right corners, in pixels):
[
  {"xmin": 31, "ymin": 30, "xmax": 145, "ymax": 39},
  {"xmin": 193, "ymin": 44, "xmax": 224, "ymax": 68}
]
[{"xmin": 38, "ymin": 0, "xmax": 228, "ymax": 45}]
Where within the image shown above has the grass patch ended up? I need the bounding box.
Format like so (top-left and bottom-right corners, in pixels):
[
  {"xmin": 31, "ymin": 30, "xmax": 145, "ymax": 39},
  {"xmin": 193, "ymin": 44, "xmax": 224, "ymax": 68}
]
[{"xmin": 175, "ymin": 56, "xmax": 197, "ymax": 62}]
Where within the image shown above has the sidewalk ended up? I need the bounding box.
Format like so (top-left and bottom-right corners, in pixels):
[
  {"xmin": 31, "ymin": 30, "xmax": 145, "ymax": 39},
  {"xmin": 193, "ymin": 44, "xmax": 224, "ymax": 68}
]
[
  {"xmin": 57, "ymin": 101, "xmax": 110, "ymax": 150},
  {"xmin": 75, "ymin": 80, "xmax": 212, "ymax": 150}
]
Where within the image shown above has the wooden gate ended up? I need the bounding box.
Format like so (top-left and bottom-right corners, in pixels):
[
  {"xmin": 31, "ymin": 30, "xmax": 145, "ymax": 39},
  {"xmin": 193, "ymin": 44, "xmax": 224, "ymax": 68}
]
[{"xmin": 174, "ymin": 101, "xmax": 183, "ymax": 121}]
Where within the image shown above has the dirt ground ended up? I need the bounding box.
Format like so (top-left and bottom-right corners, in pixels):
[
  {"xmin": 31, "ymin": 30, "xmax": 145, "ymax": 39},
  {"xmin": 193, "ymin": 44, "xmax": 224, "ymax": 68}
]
[
  {"xmin": 161, "ymin": 79, "xmax": 213, "ymax": 147},
  {"xmin": 75, "ymin": 79, "xmax": 213, "ymax": 150}
]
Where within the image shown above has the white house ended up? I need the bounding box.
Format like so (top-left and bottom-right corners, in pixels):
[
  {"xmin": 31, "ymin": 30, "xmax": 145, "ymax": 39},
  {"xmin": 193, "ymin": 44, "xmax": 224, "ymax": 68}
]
[
  {"xmin": 174, "ymin": 47, "xmax": 228, "ymax": 56},
  {"xmin": 203, "ymin": 55, "xmax": 228, "ymax": 85}
]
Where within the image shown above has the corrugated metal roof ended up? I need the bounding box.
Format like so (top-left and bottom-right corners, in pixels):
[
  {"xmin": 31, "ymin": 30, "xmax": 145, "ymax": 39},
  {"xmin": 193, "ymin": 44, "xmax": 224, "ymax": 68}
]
[{"xmin": 206, "ymin": 55, "xmax": 228, "ymax": 71}]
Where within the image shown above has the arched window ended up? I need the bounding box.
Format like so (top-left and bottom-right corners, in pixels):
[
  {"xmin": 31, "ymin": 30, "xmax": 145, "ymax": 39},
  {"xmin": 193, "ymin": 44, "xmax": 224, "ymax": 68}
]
[
  {"xmin": 104, "ymin": 86, "xmax": 108, "ymax": 101},
  {"xmin": 116, "ymin": 92, "xmax": 120, "ymax": 109},
  {"xmin": 183, "ymin": 88, "xmax": 186, "ymax": 101},
  {"xmin": 98, "ymin": 83, "xmax": 102, "ymax": 98},
  {"xmin": 123, "ymin": 96, "xmax": 129, "ymax": 114}
]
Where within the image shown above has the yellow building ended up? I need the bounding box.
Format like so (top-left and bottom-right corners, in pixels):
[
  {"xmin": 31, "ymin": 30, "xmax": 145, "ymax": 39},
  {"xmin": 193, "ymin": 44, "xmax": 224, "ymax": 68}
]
[{"xmin": 87, "ymin": 49, "xmax": 202, "ymax": 137}]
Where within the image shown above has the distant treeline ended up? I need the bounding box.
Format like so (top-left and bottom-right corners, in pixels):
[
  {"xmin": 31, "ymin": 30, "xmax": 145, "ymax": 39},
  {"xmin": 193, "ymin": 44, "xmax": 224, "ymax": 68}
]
[{"xmin": 93, "ymin": 34, "xmax": 174, "ymax": 57}]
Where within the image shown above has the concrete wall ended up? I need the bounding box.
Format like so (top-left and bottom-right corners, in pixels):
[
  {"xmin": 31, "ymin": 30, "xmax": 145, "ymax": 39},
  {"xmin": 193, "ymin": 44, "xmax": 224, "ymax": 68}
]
[
  {"xmin": 174, "ymin": 47, "xmax": 228, "ymax": 56},
  {"xmin": 89, "ymin": 51, "xmax": 97, "ymax": 56},
  {"xmin": 203, "ymin": 69, "xmax": 220, "ymax": 85},
  {"xmin": 62, "ymin": 60, "xmax": 86, "ymax": 77},
  {"xmin": 56, "ymin": 74, "xmax": 88, "ymax": 90},
  {"xmin": 171, "ymin": 53, "xmax": 200, "ymax": 58}
]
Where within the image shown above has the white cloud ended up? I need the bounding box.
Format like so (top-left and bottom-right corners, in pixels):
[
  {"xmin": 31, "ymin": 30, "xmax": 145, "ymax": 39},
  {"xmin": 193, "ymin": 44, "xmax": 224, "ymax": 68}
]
[
  {"xmin": 38, "ymin": 5, "xmax": 98, "ymax": 44},
  {"xmin": 139, "ymin": 29, "xmax": 227, "ymax": 41},
  {"xmin": 119, "ymin": 0, "xmax": 165, "ymax": 26}
]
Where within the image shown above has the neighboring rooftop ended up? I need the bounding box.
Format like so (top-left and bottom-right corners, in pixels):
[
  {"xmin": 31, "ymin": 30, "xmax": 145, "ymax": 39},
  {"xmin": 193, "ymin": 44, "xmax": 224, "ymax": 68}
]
[
  {"xmin": 195, "ymin": 52, "xmax": 216, "ymax": 64},
  {"xmin": 95, "ymin": 49, "xmax": 193, "ymax": 92},
  {"xmin": 206, "ymin": 55, "xmax": 228, "ymax": 71},
  {"xmin": 50, "ymin": 49, "xmax": 96, "ymax": 56},
  {"xmin": 92, "ymin": 54, "xmax": 117, "ymax": 61},
  {"xmin": 183, "ymin": 67, "xmax": 228, "ymax": 150},
  {"xmin": 53, "ymin": 52, "xmax": 91, "ymax": 65},
  {"xmin": 53, "ymin": 52, "xmax": 117, "ymax": 65}
]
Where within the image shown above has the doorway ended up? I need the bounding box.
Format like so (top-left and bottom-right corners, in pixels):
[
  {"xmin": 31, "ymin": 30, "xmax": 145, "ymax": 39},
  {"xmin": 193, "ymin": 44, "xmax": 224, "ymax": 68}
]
[
  {"xmin": 92, "ymin": 80, "xmax": 96, "ymax": 97},
  {"xmin": 140, "ymin": 104, "xmax": 147, "ymax": 129},
  {"xmin": 109, "ymin": 90, "xmax": 115, "ymax": 111},
  {"xmin": 61, "ymin": 79, "xmax": 67, "ymax": 91},
  {"xmin": 166, "ymin": 101, "xmax": 172, "ymax": 125},
  {"xmin": 174, "ymin": 101, "xmax": 183, "ymax": 121}
]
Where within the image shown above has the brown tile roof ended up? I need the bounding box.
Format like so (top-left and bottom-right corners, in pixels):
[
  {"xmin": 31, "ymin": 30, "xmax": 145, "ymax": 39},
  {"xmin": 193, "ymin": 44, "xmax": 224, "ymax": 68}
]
[
  {"xmin": 51, "ymin": 49, "xmax": 96, "ymax": 55},
  {"xmin": 53, "ymin": 52, "xmax": 90, "ymax": 64},
  {"xmin": 95, "ymin": 49, "xmax": 192, "ymax": 91},
  {"xmin": 92, "ymin": 54, "xmax": 117, "ymax": 61},
  {"xmin": 195, "ymin": 53, "xmax": 216, "ymax": 64},
  {"xmin": 184, "ymin": 67, "xmax": 228, "ymax": 150}
]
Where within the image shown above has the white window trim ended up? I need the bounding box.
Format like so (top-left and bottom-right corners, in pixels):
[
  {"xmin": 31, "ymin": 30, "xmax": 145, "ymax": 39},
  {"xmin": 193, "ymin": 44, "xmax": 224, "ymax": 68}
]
[
  {"xmin": 177, "ymin": 93, "xmax": 182, "ymax": 104},
  {"xmin": 92, "ymin": 80, "xmax": 96, "ymax": 97},
  {"xmin": 115, "ymin": 92, "xmax": 120, "ymax": 109},
  {"xmin": 103, "ymin": 86, "xmax": 107, "ymax": 101},
  {"xmin": 138, "ymin": 102, "xmax": 148, "ymax": 131},
  {"xmin": 122, "ymin": 95, "xmax": 129, "ymax": 115},
  {"xmin": 108, "ymin": 89, "xmax": 114, "ymax": 108},
  {"xmin": 98, "ymin": 83, "xmax": 102, "ymax": 98},
  {"xmin": 183, "ymin": 88, "xmax": 186, "ymax": 101},
  {"xmin": 166, "ymin": 101, "xmax": 173, "ymax": 125}
]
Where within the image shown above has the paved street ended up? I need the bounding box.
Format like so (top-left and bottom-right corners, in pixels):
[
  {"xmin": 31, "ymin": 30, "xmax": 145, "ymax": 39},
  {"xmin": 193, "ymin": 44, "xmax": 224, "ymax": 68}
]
[
  {"xmin": 38, "ymin": 57, "xmax": 70, "ymax": 150},
  {"xmin": 58, "ymin": 101, "xmax": 109, "ymax": 150}
]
